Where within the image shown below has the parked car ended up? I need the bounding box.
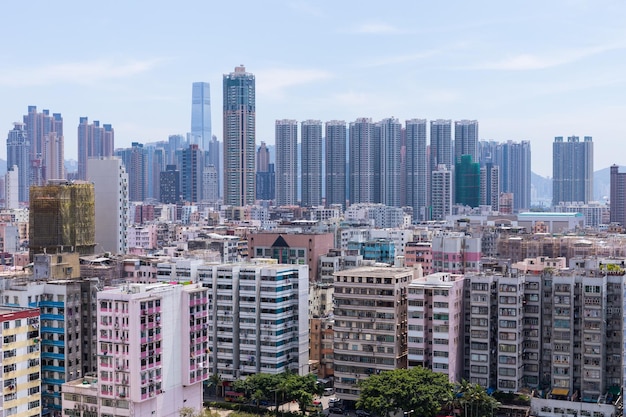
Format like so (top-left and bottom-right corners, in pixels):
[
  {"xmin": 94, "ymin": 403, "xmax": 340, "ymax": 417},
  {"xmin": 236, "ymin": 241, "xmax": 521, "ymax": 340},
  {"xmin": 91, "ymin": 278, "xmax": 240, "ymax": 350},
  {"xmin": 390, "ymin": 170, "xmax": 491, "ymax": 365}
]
[
  {"xmin": 356, "ymin": 410, "xmax": 371, "ymax": 417},
  {"xmin": 329, "ymin": 408, "xmax": 344, "ymax": 415},
  {"xmin": 324, "ymin": 388, "xmax": 335, "ymax": 396}
]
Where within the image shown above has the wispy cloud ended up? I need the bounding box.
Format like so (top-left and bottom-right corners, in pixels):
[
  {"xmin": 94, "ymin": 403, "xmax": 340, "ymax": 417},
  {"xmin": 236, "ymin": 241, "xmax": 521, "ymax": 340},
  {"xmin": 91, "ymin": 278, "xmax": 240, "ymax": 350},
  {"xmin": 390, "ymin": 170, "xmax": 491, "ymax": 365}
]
[
  {"xmin": 0, "ymin": 58, "xmax": 163, "ymax": 87},
  {"xmin": 361, "ymin": 50, "xmax": 439, "ymax": 67},
  {"xmin": 349, "ymin": 22, "xmax": 403, "ymax": 35},
  {"xmin": 256, "ymin": 68, "xmax": 333, "ymax": 99},
  {"xmin": 473, "ymin": 43, "xmax": 626, "ymax": 70}
]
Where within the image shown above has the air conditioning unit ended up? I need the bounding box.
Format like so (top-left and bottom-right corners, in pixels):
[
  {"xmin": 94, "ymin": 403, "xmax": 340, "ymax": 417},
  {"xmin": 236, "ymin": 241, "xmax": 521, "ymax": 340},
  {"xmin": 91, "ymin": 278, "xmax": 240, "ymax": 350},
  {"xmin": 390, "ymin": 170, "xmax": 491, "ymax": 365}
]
[
  {"xmin": 74, "ymin": 404, "xmax": 79, "ymax": 409},
  {"xmin": 91, "ymin": 406, "xmax": 97, "ymax": 412}
]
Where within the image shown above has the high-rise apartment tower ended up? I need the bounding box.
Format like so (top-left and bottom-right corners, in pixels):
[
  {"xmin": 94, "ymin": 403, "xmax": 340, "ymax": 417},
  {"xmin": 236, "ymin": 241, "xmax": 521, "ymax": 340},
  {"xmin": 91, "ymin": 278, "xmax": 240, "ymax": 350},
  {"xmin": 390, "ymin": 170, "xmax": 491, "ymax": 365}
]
[{"xmin": 223, "ymin": 65, "xmax": 256, "ymax": 206}]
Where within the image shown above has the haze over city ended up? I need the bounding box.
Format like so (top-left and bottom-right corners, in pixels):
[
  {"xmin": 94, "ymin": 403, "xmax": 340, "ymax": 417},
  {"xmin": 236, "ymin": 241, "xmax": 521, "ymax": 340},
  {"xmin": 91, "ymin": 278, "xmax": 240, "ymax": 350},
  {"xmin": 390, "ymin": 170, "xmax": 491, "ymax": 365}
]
[{"xmin": 2, "ymin": 0, "xmax": 626, "ymax": 177}]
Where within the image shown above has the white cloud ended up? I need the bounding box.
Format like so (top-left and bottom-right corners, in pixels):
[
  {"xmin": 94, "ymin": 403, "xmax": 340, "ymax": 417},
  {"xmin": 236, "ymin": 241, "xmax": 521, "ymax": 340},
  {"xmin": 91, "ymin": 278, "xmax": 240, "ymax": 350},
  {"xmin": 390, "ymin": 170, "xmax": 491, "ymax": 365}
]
[
  {"xmin": 255, "ymin": 68, "xmax": 333, "ymax": 99},
  {"xmin": 0, "ymin": 58, "xmax": 163, "ymax": 87},
  {"xmin": 474, "ymin": 43, "xmax": 626, "ymax": 70},
  {"xmin": 362, "ymin": 50, "xmax": 439, "ymax": 67}
]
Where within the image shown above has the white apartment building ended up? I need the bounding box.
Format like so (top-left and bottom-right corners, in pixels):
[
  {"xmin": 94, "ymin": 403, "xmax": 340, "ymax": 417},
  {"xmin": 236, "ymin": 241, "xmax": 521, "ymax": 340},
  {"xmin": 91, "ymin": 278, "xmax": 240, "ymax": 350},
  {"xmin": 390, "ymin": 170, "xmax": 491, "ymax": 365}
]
[
  {"xmin": 127, "ymin": 225, "xmax": 158, "ymax": 251},
  {"xmin": 333, "ymin": 266, "xmax": 415, "ymax": 401},
  {"xmin": 0, "ymin": 307, "xmax": 41, "ymax": 417},
  {"xmin": 407, "ymin": 272, "xmax": 465, "ymax": 382},
  {"xmin": 200, "ymin": 262, "xmax": 309, "ymax": 381},
  {"xmin": 96, "ymin": 282, "xmax": 208, "ymax": 417},
  {"xmin": 88, "ymin": 157, "xmax": 129, "ymax": 255}
]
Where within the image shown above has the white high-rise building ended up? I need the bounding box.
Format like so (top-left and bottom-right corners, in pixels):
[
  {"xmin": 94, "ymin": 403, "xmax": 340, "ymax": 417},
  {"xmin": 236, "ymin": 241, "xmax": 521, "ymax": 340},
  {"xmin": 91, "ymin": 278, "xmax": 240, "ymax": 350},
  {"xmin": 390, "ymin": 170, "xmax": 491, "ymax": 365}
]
[
  {"xmin": 88, "ymin": 157, "xmax": 129, "ymax": 255},
  {"xmin": 431, "ymin": 165, "xmax": 452, "ymax": 221},
  {"xmin": 96, "ymin": 283, "xmax": 209, "ymax": 417},
  {"xmin": 200, "ymin": 262, "xmax": 309, "ymax": 380},
  {"xmin": 5, "ymin": 165, "xmax": 19, "ymax": 209}
]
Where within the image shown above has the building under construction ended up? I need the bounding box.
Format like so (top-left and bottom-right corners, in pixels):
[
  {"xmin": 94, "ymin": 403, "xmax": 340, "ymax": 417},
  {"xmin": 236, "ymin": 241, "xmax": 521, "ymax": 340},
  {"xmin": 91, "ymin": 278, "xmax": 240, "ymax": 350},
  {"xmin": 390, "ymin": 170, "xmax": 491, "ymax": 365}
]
[{"xmin": 29, "ymin": 180, "xmax": 96, "ymax": 259}]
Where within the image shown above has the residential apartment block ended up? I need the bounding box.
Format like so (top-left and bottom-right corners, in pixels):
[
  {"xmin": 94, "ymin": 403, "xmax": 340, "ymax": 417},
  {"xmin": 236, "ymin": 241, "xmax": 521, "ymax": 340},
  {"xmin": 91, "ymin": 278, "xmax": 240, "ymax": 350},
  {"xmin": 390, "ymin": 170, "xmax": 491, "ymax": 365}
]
[
  {"xmin": 96, "ymin": 282, "xmax": 208, "ymax": 417},
  {"xmin": 200, "ymin": 262, "xmax": 309, "ymax": 380},
  {"xmin": 333, "ymin": 266, "xmax": 415, "ymax": 401},
  {"xmin": 0, "ymin": 307, "xmax": 41, "ymax": 417}
]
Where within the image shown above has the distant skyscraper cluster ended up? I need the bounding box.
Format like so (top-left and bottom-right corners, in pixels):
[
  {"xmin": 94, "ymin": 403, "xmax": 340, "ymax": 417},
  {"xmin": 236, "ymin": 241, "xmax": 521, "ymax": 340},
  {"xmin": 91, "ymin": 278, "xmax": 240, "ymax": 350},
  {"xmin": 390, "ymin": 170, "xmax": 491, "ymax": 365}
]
[
  {"xmin": 3, "ymin": 65, "xmax": 543, "ymax": 219},
  {"xmin": 258, "ymin": 116, "xmax": 531, "ymax": 221}
]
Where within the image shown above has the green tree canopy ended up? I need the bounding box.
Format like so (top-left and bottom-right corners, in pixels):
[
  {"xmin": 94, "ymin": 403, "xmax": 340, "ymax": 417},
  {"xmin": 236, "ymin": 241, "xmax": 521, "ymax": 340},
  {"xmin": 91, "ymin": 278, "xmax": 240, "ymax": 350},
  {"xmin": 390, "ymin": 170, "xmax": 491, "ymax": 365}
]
[
  {"xmin": 232, "ymin": 372, "xmax": 323, "ymax": 415},
  {"xmin": 452, "ymin": 381, "xmax": 500, "ymax": 417},
  {"xmin": 357, "ymin": 367, "xmax": 454, "ymax": 417}
]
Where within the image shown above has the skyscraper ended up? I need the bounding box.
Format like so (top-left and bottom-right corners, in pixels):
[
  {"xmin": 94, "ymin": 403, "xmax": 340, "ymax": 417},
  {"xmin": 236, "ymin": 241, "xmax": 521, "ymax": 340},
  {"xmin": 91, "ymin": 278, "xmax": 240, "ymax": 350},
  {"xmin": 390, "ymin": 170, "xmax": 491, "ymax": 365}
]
[
  {"xmin": 77, "ymin": 117, "xmax": 115, "ymax": 180},
  {"xmin": 191, "ymin": 82, "xmax": 212, "ymax": 150},
  {"xmin": 275, "ymin": 119, "xmax": 298, "ymax": 206},
  {"xmin": 44, "ymin": 131, "xmax": 64, "ymax": 180},
  {"xmin": 405, "ymin": 119, "xmax": 428, "ymax": 221},
  {"xmin": 208, "ymin": 135, "xmax": 221, "ymax": 198},
  {"xmin": 553, "ymin": 136, "xmax": 593, "ymax": 206},
  {"xmin": 181, "ymin": 144, "xmax": 204, "ymax": 203},
  {"xmin": 223, "ymin": 65, "xmax": 256, "ymax": 206},
  {"xmin": 160, "ymin": 165, "xmax": 180, "ymax": 204},
  {"xmin": 301, "ymin": 120, "xmax": 322, "ymax": 207},
  {"xmin": 5, "ymin": 166, "xmax": 19, "ymax": 209},
  {"xmin": 116, "ymin": 142, "xmax": 147, "ymax": 202},
  {"xmin": 430, "ymin": 119, "xmax": 452, "ymax": 170},
  {"xmin": 455, "ymin": 154, "xmax": 480, "ymax": 207},
  {"xmin": 377, "ymin": 118, "xmax": 402, "ymax": 207},
  {"xmin": 88, "ymin": 157, "xmax": 129, "ymax": 255},
  {"xmin": 479, "ymin": 140, "xmax": 531, "ymax": 212},
  {"xmin": 480, "ymin": 162, "xmax": 500, "ymax": 211},
  {"xmin": 256, "ymin": 141, "xmax": 270, "ymax": 173},
  {"xmin": 23, "ymin": 106, "xmax": 63, "ymax": 186},
  {"xmin": 349, "ymin": 118, "xmax": 375, "ymax": 205},
  {"xmin": 454, "ymin": 120, "xmax": 479, "ymax": 164},
  {"xmin": 325, "ymin": 120, "xmax": 347, "ymax": 209},
  {"xmin": 431, "ymin": 165, "xmax": 452, "ymax": 220},
  {"xmin": 610, "ymin": 165, "xmax": 626, "ymax": 226},
  {"xmin": 6, "ymin": 122, "xmax": 30, "ymax": 203}
]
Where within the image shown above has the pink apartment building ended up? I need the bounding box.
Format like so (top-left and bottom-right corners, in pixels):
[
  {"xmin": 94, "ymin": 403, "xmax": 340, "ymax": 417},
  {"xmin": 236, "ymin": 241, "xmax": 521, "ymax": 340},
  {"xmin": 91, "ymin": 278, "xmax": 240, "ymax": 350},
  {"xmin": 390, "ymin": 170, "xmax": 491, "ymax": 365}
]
[
  {"xmin": 407, "ymin": 272, "xmax": 465, "ymax": 382},
  {"xmin": 96, "ymin": 282, "xmax": 208, "ymax": 417}
]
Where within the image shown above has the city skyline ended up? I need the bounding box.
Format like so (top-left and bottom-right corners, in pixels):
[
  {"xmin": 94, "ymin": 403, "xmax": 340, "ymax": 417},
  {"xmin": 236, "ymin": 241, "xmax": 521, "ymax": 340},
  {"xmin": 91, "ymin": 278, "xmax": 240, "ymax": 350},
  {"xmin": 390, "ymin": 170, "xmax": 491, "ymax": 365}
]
[{"xmin": 1, "ymin": 1, "xmax": 626, "ymax": 177}]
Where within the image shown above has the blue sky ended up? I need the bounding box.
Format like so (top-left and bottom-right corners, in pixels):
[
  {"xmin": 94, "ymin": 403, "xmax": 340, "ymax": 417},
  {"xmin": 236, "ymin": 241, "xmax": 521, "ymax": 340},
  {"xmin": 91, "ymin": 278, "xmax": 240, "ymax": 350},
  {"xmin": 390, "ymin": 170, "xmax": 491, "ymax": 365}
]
[{"xmin": 1, "ymin": 0, "xmax": 625, "ymax": 177}]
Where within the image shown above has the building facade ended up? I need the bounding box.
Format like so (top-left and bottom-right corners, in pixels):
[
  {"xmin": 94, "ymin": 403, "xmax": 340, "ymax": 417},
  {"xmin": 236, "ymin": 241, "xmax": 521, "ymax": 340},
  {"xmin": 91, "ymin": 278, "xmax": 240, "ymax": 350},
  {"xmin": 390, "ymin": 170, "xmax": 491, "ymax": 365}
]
[
  {"xmin": 0, "ymin": 307, "xmax": 42, "ymax": 417},
  {"xmin": 325, "ymin": 120, "xmax": 347, "ymax": 209},
  {"xmin": 333, "ymin": 266, "xmax": 414, "ymax": 401},
  {"xmin": 275, "ymin": 120, "xmax": 298, "ymax": 206},
  {"xmin": 200, "ymin": 263, "xmax": 309, "ymax": 380},
  {"xmin": 88, "ymin": 157, "xmax": 129, "ymax": 255},
  {"xmin": 190, "ymin": 81, "xmax": 212, "ymax": 151},
  {"xmin": 301, "ymin": 120, "xmax": 323, "ymax": 207},
  {"xmin": 223, "ymin": 65, "xmax": 256, "ymax": 206},
  {"xmin": 553, "ymin": 136, "xmax": 593, "ymax": 206},
  {"xmin": 96, "ymin": 283, "xmax": 208, "ymax": 417}
]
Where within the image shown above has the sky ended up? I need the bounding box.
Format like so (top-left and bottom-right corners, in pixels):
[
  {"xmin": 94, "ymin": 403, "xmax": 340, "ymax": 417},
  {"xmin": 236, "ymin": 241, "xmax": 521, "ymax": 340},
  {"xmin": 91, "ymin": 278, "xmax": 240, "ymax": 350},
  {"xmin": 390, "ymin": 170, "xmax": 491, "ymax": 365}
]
[{"xmin": 1, "ymin": 0, "xmax": 626, "ymax": 177}]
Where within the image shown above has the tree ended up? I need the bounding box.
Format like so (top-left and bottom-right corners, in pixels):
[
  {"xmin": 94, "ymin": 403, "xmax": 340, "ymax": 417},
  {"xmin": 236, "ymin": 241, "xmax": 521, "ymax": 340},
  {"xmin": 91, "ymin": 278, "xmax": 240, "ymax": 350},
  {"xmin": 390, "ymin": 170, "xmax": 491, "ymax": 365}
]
[
  {"xmin": 357, "ymin": 367, "xmax": 454, "ymax": 417},
  {"xmin": 452, "ymin": 381, "xmax": 500, "ymax": 417},
  {"xmin": 179, "ymin": 407, "xmax": 218, "ymax": 417},
  {"xmin": 207, "ymin": 373, "xmax": 223, "ymax": 397},
  {"xmin": 282, "ymin": 373, "xmax": 322, "ymax": 415},
  {"xmin": 231, "ymin": 372, "xmax": 323, "ymax": 415}
]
